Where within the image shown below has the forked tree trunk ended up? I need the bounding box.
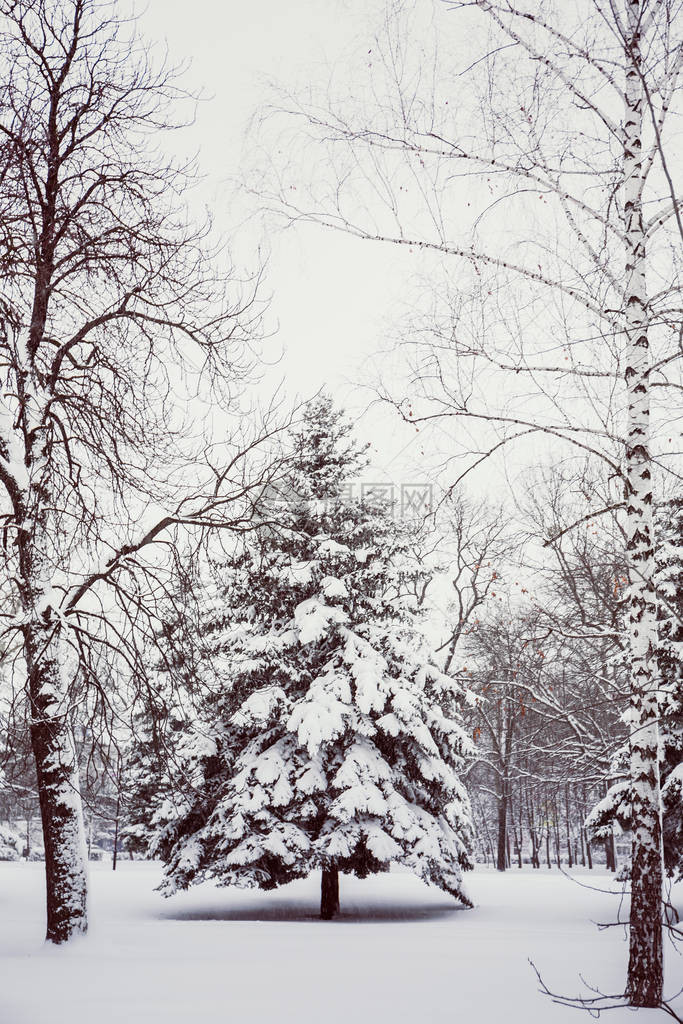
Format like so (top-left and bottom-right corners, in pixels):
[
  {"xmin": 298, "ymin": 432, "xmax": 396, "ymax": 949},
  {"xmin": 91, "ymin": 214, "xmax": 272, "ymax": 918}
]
[
  {"xmin": 320, "ymin": 866, "xmax": 340, "ymax": 920},
  {"xmin": 26, "ymin": 624, "xmax": 88, "ymax": 943},
  {"xmin": 623, "ymin": 0, "xmax": 663, "ymax": 1007}
]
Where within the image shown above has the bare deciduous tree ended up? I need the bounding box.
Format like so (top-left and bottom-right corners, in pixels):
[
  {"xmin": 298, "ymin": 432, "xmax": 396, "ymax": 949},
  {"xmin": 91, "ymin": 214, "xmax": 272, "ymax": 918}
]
[{"xmin": 0, "ymin": 0, "xmax": 277, "ymax": 942}]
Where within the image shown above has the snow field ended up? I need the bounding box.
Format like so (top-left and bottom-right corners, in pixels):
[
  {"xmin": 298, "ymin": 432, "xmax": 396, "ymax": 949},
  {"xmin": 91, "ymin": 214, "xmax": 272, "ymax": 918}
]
[{"xmin": 1, "ymin": 863, "xmax": 681, "ymax": 1024}]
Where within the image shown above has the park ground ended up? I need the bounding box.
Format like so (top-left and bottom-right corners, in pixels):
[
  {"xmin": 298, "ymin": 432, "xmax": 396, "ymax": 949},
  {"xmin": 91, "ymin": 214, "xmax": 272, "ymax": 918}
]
[{"xmin": 0, "ymin": 861, "xmax": 681, "ymax": 1023}]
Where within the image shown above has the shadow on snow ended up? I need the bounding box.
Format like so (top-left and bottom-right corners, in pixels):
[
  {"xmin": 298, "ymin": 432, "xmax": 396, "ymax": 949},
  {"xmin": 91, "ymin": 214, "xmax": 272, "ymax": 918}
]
[{"xmin": 158, "ymin": 896, "xmax": 466, "ymax": 925}]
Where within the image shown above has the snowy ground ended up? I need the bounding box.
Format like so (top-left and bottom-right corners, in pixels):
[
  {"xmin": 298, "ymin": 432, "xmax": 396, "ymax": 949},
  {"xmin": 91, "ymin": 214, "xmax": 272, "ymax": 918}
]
[{"xmin": 1, "ymin": 862, "xmax": 681, "ymax": 1024}]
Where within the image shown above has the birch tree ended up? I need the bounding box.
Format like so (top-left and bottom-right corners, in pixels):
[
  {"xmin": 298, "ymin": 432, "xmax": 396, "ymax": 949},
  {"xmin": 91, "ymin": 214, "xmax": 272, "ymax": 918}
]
[
  {"xmin": 0, "ymin": 0, "xmax": 271, "ymax": 942},
  {"xmin": 255, "ymin": 0, "xmax": 683, "ymax": 1007}
]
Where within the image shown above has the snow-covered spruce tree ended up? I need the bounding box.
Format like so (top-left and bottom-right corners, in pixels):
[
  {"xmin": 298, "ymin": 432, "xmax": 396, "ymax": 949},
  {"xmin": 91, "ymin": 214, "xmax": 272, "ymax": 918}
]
[{"xmin": 153, "ymin": 398, "xmax": 474, "ymax": 917}]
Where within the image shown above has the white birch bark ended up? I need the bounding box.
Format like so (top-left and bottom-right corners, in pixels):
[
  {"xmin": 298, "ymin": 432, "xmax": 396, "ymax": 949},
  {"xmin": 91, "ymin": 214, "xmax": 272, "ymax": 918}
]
[{"xmin": 622, "ymin": 0, "xmax": 663, "ymax": 1006}]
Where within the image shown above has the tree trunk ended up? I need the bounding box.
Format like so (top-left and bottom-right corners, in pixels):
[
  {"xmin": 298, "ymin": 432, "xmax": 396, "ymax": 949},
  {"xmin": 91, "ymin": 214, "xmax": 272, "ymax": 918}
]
[
  {"xmin": 553, "ymin": 800, "xmax": 561, "ymax": 868},
  {"xmin": 14, "ymin": 332, "xmax": 89, "ymax": 943},
  {"xmin": 531, "ymin": 832, "xmax": 539, "ymax": 869},
  {"xmin": 509, "ymin": 798, "xmax": 523, "ymax": 868},
  {"xmin": 496, "ymin": 792, "xmax": 507, "ymax": 872},
  {"xmin": 622, "ymin": 4, "xmax": 663, "ymax": 1005},
  {"xmin": 605, "ymin": 834, "xmax": 615, "ymax": 872},
  {"xmin": 320, "ymin": 866, "xmax": 340, "ymax": 920},
  {"xmin": 527, "ymin": 789, "xmax": 540, "ymax": 869},
  {"xmin": 27, "ymin": 625, "xmax": 88, "ymax": 943},
  {"xmin": 112, "ymin": 780, "xmax": 121, "ymax": 872},
  {"xmin": 565, "ymin": 785, "xmax": 573, "ymax": 868}
]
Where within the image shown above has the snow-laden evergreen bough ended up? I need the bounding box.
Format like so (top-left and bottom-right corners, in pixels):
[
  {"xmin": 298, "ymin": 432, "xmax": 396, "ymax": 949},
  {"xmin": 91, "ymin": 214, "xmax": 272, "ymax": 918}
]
[{"xmin": 151, "ymin": 399, "xmax": 475, "ymax": 916}]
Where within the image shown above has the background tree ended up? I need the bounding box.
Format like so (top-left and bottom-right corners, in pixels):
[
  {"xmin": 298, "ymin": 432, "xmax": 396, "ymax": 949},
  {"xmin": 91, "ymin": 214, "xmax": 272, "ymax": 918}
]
[{"xmin": 121, "ymin": 571, "xmax": 214, "ymax": 859}]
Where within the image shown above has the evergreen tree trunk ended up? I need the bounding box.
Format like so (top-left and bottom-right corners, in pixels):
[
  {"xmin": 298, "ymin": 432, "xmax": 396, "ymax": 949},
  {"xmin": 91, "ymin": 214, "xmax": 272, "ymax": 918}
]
[
  {"xmin": 623, "ymin": 1, "xmax": 663, "ymax": 1006},
  {"xmin": 320, "ymin": 866, "xmax": 340, "ymax": 920}
]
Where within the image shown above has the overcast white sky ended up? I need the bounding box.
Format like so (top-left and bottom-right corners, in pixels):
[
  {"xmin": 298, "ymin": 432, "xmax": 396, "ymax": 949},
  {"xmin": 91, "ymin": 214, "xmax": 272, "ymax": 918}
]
[{"xmin": 135, "ymin": 0, "xmax": 466, "ymax": 494}]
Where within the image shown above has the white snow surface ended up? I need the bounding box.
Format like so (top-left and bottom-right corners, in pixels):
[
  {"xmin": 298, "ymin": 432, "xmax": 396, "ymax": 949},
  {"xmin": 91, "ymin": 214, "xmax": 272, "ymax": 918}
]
[{"xmin": 1, "ymin": 862, "xmax": 681, "ymax": 1024}]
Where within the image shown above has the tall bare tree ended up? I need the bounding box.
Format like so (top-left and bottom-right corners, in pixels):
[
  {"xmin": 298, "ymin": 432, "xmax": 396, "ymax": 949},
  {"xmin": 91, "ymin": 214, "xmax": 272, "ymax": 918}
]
[{"xmin": 0, "ymin": 0, "xmax": 276, "ymax": 942}]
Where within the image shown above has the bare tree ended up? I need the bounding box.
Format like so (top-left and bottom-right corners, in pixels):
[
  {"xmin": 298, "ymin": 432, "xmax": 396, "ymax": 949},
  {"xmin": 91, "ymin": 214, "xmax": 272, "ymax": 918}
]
[
  {"xmin": 397, "ymin": 491, "xmax": 515, "ymax": 664},
  {"xmin": 465, "ymin": 611, "xmax": 537, "ymax": 872},
  {"xmin": 0, "ymin": 0, "xmax": 280, "ymax": 942},
  {"xmin": 463, "ymin": 471, "xmax": 629, "ymax": 875}
]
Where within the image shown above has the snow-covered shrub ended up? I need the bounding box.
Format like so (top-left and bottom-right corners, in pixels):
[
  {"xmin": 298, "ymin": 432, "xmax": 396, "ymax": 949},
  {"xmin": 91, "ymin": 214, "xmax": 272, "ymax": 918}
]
[{"xmin": 0, "ymin": 824, "xmax": 23, "ymax": 861}]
